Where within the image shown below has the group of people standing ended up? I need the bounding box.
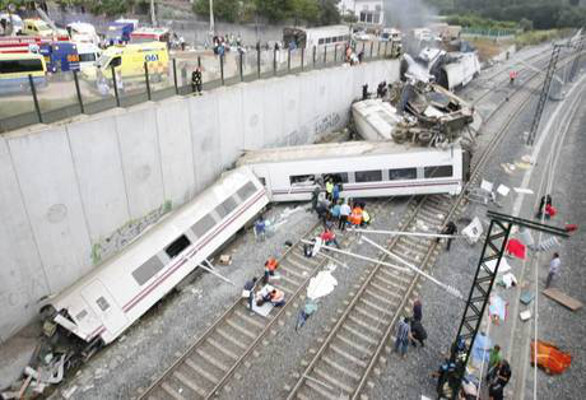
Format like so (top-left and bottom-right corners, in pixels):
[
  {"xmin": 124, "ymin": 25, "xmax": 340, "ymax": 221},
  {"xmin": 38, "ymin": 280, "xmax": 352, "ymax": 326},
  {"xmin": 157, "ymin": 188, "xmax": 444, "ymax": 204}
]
[
  {"xmin": 394, "ymin": 298, "xmax": 427, "ymax": 358},
  {"xmin": 312, "ymin": 177, "xmax": 371, "ymax": 233}
]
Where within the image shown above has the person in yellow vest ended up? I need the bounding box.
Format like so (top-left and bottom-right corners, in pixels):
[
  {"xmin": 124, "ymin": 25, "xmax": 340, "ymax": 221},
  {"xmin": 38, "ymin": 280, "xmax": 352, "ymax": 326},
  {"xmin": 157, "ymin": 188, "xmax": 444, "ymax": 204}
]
[
  {"xmin": 361, "ymin": 209, "xmax": 371, "ymax": 226},
  {"xmin": 325, "ymin": 179, "xmax": 334, "ymax": 201}
]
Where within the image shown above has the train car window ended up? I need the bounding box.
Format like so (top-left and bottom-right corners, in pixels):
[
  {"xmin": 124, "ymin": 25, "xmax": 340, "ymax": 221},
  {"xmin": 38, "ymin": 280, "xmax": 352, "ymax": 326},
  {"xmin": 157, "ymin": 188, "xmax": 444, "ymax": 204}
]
[
  {"xmin": 75, "ymin": 309, "xmax": 88, "ymax": 322},
  {"xmin": 191, "ymin": 214, "xmax": 216, "ymax": 238},
  {"xmin": 215, "ymin": 196, "xmax": 238, "ymax": 219},
  {"xmin": 355, "ymin": 170, "xmax": 383, "ymax": 183},
  {"xmin": 237, "ymin": 181, "xmax": 257, "ymax": 201},
  {"xmin": 165, "ymin": 235, "xmax": 191, "ymax": 259},
  {"xmin": 424, "ymin": 165, "xmax": 453, "ymax": 178},
  {"xmin": 96, "ymin": 296, "xmax": 110, "ymax": 312},
  {"xmin": 132, "ymin": 256, "xmax": 165, "ymax": 286},
  {"xmin": 389, "ymin": 168, "xmax": 417, "ymax": 180},
  {"xmin": 324, "ymin": 173, "xmax": 349, "ymax": 184},
  {"xmin": 290, "ymin": 175, "xmax": 316, "ymax": 186}
]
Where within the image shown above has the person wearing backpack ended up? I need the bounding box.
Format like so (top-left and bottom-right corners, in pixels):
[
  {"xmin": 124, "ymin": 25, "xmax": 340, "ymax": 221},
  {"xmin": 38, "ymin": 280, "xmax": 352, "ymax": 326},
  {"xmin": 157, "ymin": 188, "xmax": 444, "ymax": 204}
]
[{"xmin": 410, "ymin": 319, "xmax": 427, "ymax": 347}]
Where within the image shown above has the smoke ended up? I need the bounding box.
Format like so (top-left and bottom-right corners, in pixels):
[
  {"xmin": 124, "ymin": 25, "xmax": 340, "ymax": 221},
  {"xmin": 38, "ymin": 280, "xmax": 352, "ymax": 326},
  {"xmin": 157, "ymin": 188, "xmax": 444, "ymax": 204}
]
[{"xmin": 383, "ymin": 0, "xmax": 438, "ymax": 30}]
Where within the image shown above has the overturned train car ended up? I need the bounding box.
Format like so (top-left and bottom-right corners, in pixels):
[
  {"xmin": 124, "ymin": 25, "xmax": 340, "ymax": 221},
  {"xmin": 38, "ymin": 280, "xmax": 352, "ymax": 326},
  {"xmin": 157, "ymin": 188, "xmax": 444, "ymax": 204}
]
[{"xmin": 40, "ymin": 167, "xmax": 268, "ymax": 350}]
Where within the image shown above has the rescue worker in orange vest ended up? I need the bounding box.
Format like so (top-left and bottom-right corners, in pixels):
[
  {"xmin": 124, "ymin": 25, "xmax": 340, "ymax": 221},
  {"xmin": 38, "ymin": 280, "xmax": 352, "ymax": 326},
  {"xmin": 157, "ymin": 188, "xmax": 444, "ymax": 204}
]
[
  {"xmin": 269, "ymin": 289, "xmax": 286, "ymax": 307},
  {"xmin": 263, "ymin": 257, "xmax": 279, "ymax": 283},
  {"xmin": 350, "ymin": 205, "xmax": 363, "ymax": 227}
]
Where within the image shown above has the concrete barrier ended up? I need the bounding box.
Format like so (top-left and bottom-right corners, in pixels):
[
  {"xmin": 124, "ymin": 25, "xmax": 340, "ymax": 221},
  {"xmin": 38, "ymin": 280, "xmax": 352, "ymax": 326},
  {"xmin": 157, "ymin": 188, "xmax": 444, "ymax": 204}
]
[{"xmin": 0, "ymin": 58, "xmax": 399, "ymax": 342}]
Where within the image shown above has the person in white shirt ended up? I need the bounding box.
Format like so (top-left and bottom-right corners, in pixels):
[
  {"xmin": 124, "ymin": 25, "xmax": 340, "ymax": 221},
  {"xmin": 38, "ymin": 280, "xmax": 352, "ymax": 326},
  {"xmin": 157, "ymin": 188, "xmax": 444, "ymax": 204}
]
[{"xmin": 545, "ymin": 252, "xmax": 561, "ymax": 289}]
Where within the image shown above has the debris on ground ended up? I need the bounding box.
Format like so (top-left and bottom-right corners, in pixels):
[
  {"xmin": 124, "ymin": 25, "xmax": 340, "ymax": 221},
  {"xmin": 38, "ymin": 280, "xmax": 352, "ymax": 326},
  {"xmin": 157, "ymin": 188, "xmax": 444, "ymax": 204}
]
[
  {"xmin": 542, "ymin": 288, "xmax": 584, "ymax": 311},
  {"xmin": 462, "ymin": 217, "xmax": 483, "ymax": 245},
  {"xmin": 520, "ymin": 310, "xmax": 532, "ymax": 321},
  {"xmin": 489, "ymin": 295, "xmax": 508, "ymax": 324},
  {"xmin": 505, "ymin": 238, "xmax": 526, "ymax": 259},
  {"xmin": 531, "ymin": 340, "xmax": 572, "ymax": 375},
  {"xmin": 520, "ymin": 290, "xmax": 535, "ymax": 305}
]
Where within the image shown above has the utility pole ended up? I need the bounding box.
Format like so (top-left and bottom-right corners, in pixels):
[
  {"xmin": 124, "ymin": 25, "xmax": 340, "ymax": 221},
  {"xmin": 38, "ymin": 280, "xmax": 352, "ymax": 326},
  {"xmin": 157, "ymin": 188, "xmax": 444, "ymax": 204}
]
[
  {"xmin": 209, "ymin": 0, "xmax": 215, "ymax": 39},
  {"xmin": 441, "ymin": 210, "xmax": 569, "ymax": 399},
  {"xmin": 150, "ymin": 0, "xmax": 157, "ymax": 26}
]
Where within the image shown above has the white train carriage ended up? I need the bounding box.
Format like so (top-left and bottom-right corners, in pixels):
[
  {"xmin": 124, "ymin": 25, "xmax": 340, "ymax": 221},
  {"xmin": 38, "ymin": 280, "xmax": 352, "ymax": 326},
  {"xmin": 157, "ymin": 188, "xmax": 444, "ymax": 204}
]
[
  {"xmin": 352, "ymin": 99, "xmax": 402, "ymax": 141},
  {"xmin": 237, "ymin": 141, "xmax": 467, "ymax": 203},
  {"xmin": 41, "ymin": 167, "xmax": 268, "ymax": 346},
  {"xmin": 440, "ymin": 52, "xmax": 481, "ymax": 91}
]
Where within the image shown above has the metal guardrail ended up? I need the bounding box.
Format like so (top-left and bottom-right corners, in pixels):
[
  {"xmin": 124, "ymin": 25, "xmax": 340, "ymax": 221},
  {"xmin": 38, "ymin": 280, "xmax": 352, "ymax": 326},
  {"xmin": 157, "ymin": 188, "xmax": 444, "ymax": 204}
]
[{"xmin": 0, "ymin": 41, "xmax": 400, "ymax": 134}]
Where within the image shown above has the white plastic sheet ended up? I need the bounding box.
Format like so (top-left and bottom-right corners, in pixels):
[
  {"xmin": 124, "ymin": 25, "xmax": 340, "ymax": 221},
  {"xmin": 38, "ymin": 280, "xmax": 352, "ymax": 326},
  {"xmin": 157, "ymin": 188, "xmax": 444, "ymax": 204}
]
[{"xmin": 307, "ymin": 269, "xmax": 338, "ymax": 300}]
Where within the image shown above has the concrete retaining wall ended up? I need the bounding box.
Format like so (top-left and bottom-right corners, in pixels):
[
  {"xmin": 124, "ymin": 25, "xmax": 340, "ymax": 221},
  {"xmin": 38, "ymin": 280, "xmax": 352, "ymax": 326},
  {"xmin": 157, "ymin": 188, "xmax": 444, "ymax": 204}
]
[{"xmin": 0, "ymin": 59, "xmax": 399, "ymax": 342}]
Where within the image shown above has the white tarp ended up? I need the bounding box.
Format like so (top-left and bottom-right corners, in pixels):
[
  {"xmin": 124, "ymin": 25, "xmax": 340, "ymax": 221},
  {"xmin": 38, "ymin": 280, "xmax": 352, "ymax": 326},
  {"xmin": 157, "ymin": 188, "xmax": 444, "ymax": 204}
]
[
  {"xmin": 307, "ymin": 268, "xmax": 338, "ymax": 300},
  {"xmin": 485, "ymin": 257, "xmax": 512, "ymax": 275}
]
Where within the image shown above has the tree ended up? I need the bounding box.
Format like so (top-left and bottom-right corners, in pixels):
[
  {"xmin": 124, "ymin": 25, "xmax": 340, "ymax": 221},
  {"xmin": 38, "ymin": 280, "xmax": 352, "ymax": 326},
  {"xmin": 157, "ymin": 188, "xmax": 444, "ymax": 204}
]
[
  {"xmin": 290, "ymin": 0, "xmax": 319, "ymax": 25},
  {"xmin": 193, "ymin": 0, "xmax": 241, "ymax": 23},
  {"xmin": 318, "ymin": 0, "xmax": 340, "ymax": 26},
  {"xmin": 519, "ymin": 18, "xmax": 533, "ymax": 32}
]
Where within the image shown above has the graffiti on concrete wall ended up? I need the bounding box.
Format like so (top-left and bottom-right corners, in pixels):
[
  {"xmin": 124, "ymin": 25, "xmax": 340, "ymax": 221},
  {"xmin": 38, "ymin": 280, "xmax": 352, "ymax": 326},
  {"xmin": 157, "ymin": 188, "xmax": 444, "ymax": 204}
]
[
  {"xmin": 91, "ymin": 200, "xmax": 172, "ymax": 265},
  {"xmin": 313, "ymin": 112, "xmax": 343, "ymax": 137}
]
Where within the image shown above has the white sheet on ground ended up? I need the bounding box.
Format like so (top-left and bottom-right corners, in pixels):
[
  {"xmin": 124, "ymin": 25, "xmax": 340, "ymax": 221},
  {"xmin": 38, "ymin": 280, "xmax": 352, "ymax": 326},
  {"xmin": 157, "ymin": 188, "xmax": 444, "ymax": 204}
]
[
  {"xmin": 307, "ymin": 270, "xmax": 338, "ymax": 300},
  {"xmin": 485, "ymin": 257, "xmax": 512, "ymax": 274}
]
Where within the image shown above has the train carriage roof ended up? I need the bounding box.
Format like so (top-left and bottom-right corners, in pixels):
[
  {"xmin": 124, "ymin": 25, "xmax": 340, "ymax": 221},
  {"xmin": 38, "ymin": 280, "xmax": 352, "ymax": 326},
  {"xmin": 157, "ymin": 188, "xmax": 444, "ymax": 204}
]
[{"xmin": 237, "ymin": 141, "xmax": 461, "ymax": 165}]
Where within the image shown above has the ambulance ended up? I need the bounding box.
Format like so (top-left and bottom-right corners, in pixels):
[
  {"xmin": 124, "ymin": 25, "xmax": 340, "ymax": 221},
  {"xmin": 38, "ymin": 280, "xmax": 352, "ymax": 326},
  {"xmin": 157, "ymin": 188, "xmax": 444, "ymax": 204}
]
[{"xmin": 83, "ymin": 41, "xmax": 168, "ymax": 82}]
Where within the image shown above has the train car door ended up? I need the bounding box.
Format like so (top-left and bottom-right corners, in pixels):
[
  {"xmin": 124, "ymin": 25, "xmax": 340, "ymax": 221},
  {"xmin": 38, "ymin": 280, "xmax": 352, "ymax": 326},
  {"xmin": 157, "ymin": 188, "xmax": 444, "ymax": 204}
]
[{"xmin": 81, "ymin": 280, "xmax": 128, "ymax": 337}]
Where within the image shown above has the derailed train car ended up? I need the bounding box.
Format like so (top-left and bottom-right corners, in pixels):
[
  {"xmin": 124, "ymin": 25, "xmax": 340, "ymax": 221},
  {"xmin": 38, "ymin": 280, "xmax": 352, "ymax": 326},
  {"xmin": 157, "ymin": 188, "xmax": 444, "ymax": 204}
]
[
  {"xmin": 237, "ymin": 141, "xmax": 469, "ymax": 203},
  {"xmin": 40, "ymin": 167, "xmax": 268, "ymax": 351}
]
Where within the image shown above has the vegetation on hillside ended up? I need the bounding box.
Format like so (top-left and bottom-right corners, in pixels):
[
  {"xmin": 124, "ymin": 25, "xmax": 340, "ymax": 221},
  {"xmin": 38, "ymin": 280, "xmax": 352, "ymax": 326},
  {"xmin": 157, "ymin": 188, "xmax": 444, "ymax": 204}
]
[
  {"xmin": 426, "ymin": 0, "xmax": 586, "ymax": 29},
  {"xmin": 192, "ymin": 0, "xmax": 341, "ymax": 25}
]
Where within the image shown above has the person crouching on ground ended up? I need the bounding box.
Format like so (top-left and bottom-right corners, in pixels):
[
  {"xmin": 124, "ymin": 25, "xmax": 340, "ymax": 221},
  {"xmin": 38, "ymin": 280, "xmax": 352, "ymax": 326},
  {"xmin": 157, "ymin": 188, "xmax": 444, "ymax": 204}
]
[
  {"xmin": 269, "ymin": 289, "xmax": 286, "ymax": 307},
  {"xmin": 320, "ymin": 228, "xmax": 341, "ymax": 248}
]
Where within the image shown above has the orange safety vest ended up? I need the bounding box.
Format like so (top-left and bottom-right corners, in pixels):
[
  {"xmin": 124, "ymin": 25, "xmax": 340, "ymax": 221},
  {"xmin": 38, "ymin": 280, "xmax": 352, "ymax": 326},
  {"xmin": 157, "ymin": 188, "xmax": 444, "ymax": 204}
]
[
  {"xmin": 266, "ymin": 258, "xmax": 279, "ymax": 272},
  {"xmin": 350, "ymin": 207, "xmax": 363, "ymax": 225}
]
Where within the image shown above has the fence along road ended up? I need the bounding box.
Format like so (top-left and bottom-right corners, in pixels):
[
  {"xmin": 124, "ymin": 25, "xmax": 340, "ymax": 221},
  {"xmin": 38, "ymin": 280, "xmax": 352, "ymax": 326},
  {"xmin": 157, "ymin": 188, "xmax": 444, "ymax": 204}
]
[{"xmin": 0, "ymin": 40, "xmax": 399, "ymax": 134}]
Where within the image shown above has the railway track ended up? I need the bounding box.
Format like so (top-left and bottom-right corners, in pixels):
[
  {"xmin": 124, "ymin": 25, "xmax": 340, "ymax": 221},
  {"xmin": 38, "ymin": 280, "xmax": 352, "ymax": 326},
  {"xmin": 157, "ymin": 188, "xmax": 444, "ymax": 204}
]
[
  {"xmin": 139, "ymin": 221, "xmax": 330, "ymax": 400},
  {"xmin": 140, "ymin": 44, "xmax": 584, "ymax": 400},
  {"xmin": 140, "ymin": 200, "xmax": 389, "ymax": 400},
  {"xmin": 284, "ymin": 45, "xmax": 577, "ymax": 400}
]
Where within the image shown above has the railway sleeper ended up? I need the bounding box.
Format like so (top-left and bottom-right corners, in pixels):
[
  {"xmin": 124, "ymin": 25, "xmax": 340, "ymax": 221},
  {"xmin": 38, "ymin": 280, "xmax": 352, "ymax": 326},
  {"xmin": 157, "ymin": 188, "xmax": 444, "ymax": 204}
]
[
  {"xmin": 378, "ymin": 266, "xmax": 415, "ymax": 284},
  {"xmin": 330, "ymin": 343, "xmax": 369, "ymax": 368},
  {"xmin": 207, "ymin": 337, "xmax": 240, "ymax": 360},
  {"xmin": 170, "ymin": 370, "xmax": 207, "ymax": 398},
  {"xmin": 399, "ymin": 236, "xmax": 432, "ymax": 252},
  {"xmin": 354, "ymin": 305, "xmax": 385, "ymax": 322},
  {"xmin": 373, "ymin": 273, "xmax": 410, "ymax": 294},
  {"xmin": 278, "ymin": 264, "xmax": 307, "ymax": 279},
  {"xmin": 286, "ymin": 254, "xmax": 317, "ymax": 272},
  {"xmin": 160, "ymin": 380, "xmax": 190, "ymax": 400},
  {"xmin": 313, "ymin": 366, "xmax": 356, "ymax": 394},
  {"xmin": 195, "ymin": 348, "xmax": 230, "ymax": 372},
  {"xmin": 370, "ymin": 280, "xmax": 406, "ymax": 299},
  {"xmin": 184, "ymin": 357, "xmax": 221, "ymax": 384},
  {"xmin": 216, "ymin": 327, "xmax": 249, "ymax": 351},
  {"xmin": 303, "ymin": 377, "xmax": 344, "ymax": 400},
  {"xmin": 362, "ymin": 291, "xmax": 398, "ymax": 309},
  {"xmin": 233, "ymin": 309, "xmax": 266, "ymax": 330},
  {"xmin": 360, "ymin": 297, "xmax": 394, "ymax": 315},
  {"xmin": 275, "ymin": 271, "xmax": 302, "ymax": 287},
  {"xmin": 225, "ymin": 318, "xmax": 258, "ymax": 340},
  {"xmin": 347, "ymin": 315, "xmax": 384, "ymax": 336},
  {"xmin": 335, "ymin": 334, "xmax": 373, "ymax": 357},
  {"xmin": 323, "ymin": 354, "xmax": 362, "ymax": 380},
  {"xmin": 342, "ymin": 324, "xmax": 379, "ymax": 346}
]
